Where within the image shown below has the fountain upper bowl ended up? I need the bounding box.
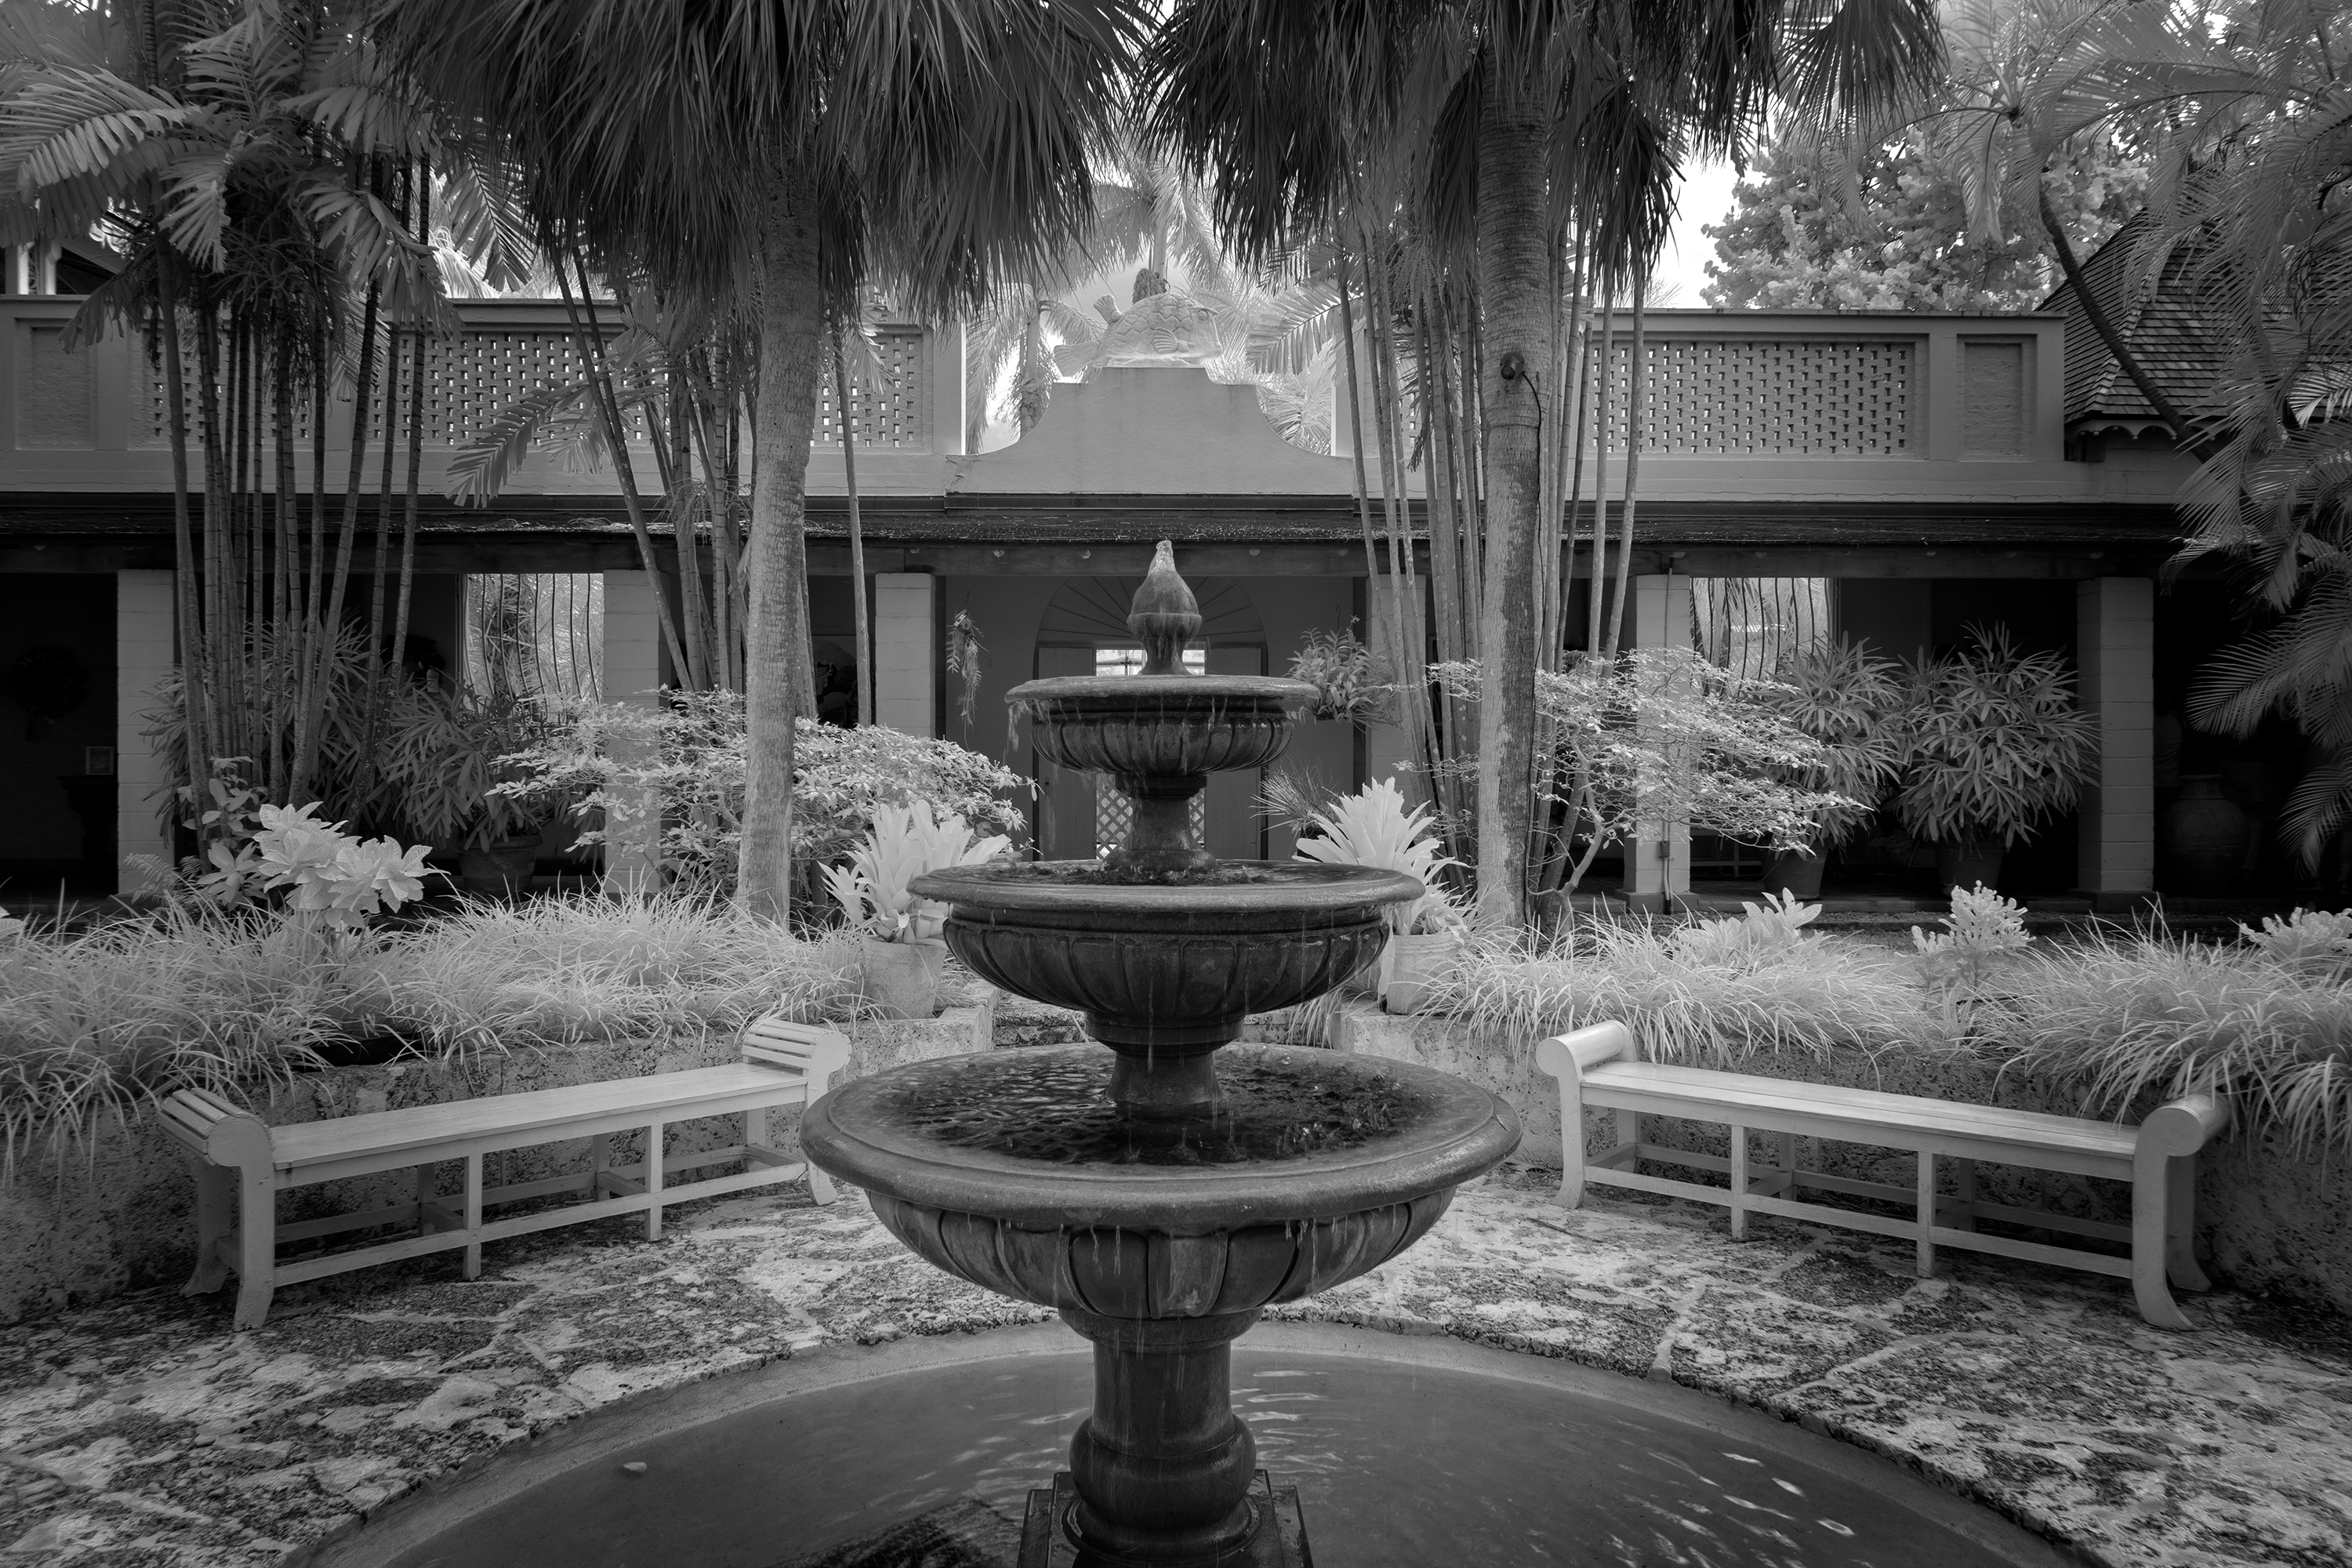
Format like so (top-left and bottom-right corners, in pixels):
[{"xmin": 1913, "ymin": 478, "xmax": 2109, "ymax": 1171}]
[{"xmin": 1010, "ymin": 673, "xmax": 1317, "ymax": 781}]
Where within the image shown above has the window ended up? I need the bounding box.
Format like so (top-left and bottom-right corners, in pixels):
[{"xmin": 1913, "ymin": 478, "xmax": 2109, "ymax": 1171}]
[{"xmin": 1094, "ymin": 645, "xmax": 1207, "ymax": 677}]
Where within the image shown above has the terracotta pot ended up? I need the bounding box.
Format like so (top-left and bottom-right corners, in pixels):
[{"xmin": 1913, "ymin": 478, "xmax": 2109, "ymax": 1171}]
[
  {"xmin": 1935, "ymin": 838, "xmax": 2004, "ymax": 895},
  {"xmin": 459, "ymin": 839, "xmax": 539, "ymax": 898},
  {"xmin": 1379, "ymin": 930, "xmax": 1464, "ymax": 1015},
  {"xmin": 2163, "ymin": 775, "xmax": 2251, "ymax": 897},
  {"xmin": 861, "ymin": 935, "xmax": 949, "ymax": 1020},
  {"xmin": 1762, "ymin": 848, "xmax": 1826, "ymax": 901}
]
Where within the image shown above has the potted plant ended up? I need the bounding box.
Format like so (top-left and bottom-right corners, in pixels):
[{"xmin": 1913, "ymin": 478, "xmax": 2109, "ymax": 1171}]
[
  {"xmin": 1293, "ymin": 778, "xmax": 1467, "ymax": 1014},
  {"xmin": 824, "ymin": 802, "xmax": 1010, "ymax": 1018},
  {"xmin": 1756, "ymin": 642, "xmax": 1906, "ymax": 899},
  {"xmin": 1895, "ymin": 627, "xmax": 2099, "ymax": 893}
]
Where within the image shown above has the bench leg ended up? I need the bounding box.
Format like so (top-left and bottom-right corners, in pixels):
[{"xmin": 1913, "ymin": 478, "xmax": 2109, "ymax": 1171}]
[
  {"xmin": 2167, "ymin": 1155, "xmax": 2209, "ymax": 1293},
  {"xmin": 589, "ymin": 1134, "xmax": 613, "ymax": 1198},
  {"xmin": 1915, "ymin": 1152, "xmax": 1936, "ymax": 1278},
  {"xmin": 463, "ymin": 1154, "xmax": 483, "ymax": 1280},
  {"xmin": 1727, "ymin": 1124, "xmax": 1749, "ymax": 1240},
  {"xmin": 646, "ymin": 1120, "xmax": 666, "ymax": 1240},
  {"xmin": 232, "ymin": 1171, "xmax": 276, "ymax": 1331},
  {"xmin": 1772, "ymin": 1131, "xmax": 1797, "ymax": 1197},
  {"xmin": 2131, "ymin": 1165, "xmax": 2194, "ymax": 1330},
  {"xmin": 1951, "ymin": 1158, "xmax": 1978, "ymax": 1232},
  {"xmin": 183, "ymin": 1160, "xmax": 233, "ymax": 1297}
]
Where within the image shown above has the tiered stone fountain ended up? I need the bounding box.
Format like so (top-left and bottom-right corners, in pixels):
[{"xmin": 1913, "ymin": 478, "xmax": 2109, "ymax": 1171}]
[{"xmin": 802, "ymin": 544, "xmax": 1519, "ymax": 1567}]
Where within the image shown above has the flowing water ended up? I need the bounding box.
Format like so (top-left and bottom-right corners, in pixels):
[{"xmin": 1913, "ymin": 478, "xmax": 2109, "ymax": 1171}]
[{"xmin": 372, "ymin": 1345, "xmax": 2047, "ymax": 1568}]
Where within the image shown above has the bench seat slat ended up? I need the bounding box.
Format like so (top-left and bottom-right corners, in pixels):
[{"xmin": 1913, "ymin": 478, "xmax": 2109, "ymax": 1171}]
[
  {"xmin": 1584, "ymin": 1062, "xmax": 2140, "ymax": 1160},
  {"xmin": 265, "ymin": 1064, "xmax": 808, "ymax": 1173}
]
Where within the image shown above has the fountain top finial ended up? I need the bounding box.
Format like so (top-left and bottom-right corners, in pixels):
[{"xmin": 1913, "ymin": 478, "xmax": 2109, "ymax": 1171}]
[{"xmin": 1127, "ymin": 541, "xmax": 1200, "ymax": 677}]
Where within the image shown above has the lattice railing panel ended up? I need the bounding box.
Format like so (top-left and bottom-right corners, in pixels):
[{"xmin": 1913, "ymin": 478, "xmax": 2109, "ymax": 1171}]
[
  {"xmin": 1598, "ymin": 338, "xmax": 1914, "ymax": 456},
  {"xmin": 815, "ymin": 327, "xmax": 930, "ymax": 449},
  {"xmin": 139, "ymin": 323, "xmax": 931, "ymax": 453}
]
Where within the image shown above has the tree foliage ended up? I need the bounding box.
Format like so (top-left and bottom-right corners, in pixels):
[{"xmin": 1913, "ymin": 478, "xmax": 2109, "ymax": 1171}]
[{"xmin": 1701, "ymin": 125, "xmax": 2145, "ymax": 312}]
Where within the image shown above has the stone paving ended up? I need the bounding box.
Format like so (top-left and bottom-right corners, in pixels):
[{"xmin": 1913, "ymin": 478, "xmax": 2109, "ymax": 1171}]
[{"xmin": 2, "ymin": 1168, "xmax": 2347, "ymax": 1568}]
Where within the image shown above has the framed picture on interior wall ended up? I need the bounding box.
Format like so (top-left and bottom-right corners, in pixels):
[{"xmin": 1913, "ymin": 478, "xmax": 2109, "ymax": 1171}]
[{"xmin": 85, "ymin": 746, "xmax": 114, "ymax": 775}]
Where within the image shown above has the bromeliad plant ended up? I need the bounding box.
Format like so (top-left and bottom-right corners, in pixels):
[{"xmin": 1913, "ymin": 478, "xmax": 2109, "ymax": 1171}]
[
  {"xmin": 823, "ymin": 804, "xmax": 1011, "ymax": 944},
  {"xmin": 1291, "ymin": 778, "xmax": 1465, "ymax": 935},
  {"xmin": 1896, "ymin": 627, "xmax": 2099, "ymax": 855}
]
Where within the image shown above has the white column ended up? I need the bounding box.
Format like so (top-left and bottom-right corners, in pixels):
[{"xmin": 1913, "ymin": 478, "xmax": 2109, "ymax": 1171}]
[
  {"xmin": 1624, "ymin": 574, "xmax": 1694, "ymax": 912},
  {"xmin": 601, "ymin": 572, "xmax": 663, "ymax": 895},
  {"xmin": 2077, "ymin": 577, "xmax": 2156, "ymax": 908},
  {"xmin": 115, "ymin": 570, "xmax": 176, "ymax": 892},
  {"xmin": 873, "ymin": 572, "xmax": 937, "ymax": 737}
]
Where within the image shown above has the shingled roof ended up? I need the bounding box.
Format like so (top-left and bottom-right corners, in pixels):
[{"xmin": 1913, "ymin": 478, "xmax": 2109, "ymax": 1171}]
[{"xmin": 2043, "ymin": 219, "xmax": 2224, "ymax": 437}]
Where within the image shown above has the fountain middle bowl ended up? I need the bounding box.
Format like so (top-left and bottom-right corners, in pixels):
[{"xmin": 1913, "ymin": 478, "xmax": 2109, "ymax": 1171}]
[
  {"xmin": 909, "ymin": 861, "xmax": 1423, "ymax": 1050},
  {"xmin": 799, "ymin": 1044, "xmax": 1523, "ymax": 1317}
]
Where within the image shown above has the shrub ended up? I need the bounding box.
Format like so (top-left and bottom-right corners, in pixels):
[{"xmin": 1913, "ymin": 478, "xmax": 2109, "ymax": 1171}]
[
  {"xmin": 1759, "ymin": 641, "xmax": 1907, "ymax": 849},
  {"xmin": 1288, "ymin": 627, "xmax": 1394, "ymax": 724},
  {"xmin": 496, "ymin": 691, "xmax": 1029, "ymax": 895}
]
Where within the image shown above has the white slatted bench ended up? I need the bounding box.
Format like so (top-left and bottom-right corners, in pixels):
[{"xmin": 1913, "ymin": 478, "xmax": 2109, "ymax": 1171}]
[
  {"xmin": 1535, "ymin": 1022, "xmax": 2231, "ymax": 1330},
  {"xmin": 161, "ymin": 1015, "xmax": 851, "ymax": 1330}
]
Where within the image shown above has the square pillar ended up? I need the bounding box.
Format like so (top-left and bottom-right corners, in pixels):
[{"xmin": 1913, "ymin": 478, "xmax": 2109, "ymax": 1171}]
[
  {"xmin": 873, "ymin": 572, "xmax": 938, "ymax": 737},
  {"xmin": 1624, "ymin": 574, "xmax": 1694, "ymax": 911},
  {"xmin": 600, "ymin": 572, "xmax": 664, "ymax": 895},
  {"xmin": 2077, "ymin": 577, "xmax": 2156, "ymax": 907},
  {"xmin": 115, "ymin": 570, "xmax": 176, "ymax": 892}
]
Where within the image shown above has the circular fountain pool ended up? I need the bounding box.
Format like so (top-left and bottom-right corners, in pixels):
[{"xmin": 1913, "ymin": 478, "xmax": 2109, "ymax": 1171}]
[{"xmin": 325, "ymin": 1323, "xmax": 2068, "ymax": 1568}]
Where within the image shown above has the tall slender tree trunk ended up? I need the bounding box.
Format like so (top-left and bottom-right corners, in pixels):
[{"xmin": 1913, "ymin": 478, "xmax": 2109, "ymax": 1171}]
[
  {"xmin": 739, "ymin": 166, "xmax": 826, "ymax": 920},
  {"xmin": 833, "ymin": 315, "xmax": 873, "ymax": 728},
  {"xmin": 158, "ymin": 268, "xmax": 212, "ymax": 848},
  {"xmin": 1471, "ymin": 90, "xmax": 1551, "ymax": 928}
]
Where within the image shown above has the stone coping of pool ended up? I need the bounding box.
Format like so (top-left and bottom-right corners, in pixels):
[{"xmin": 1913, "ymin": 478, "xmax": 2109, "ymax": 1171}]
[{"xmin": 2, "ymin": 1170, "xmax": 2346, "ymax": 1568}]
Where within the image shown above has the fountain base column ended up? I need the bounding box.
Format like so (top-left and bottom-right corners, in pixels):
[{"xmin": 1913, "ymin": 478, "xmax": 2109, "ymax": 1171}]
[{"xmin": 1011, "ymin": 1308, "xmax": 1309, "ymax": 1567}]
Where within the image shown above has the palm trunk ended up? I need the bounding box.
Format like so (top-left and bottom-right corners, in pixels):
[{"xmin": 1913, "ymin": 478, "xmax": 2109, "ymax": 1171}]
[
  {"xmin": 738, "ymin": 166, "xmax": 826, "ymax": 920},
  {"xmin": 158, "ymin": 267, "xmax": 212, "ymax": 853},
  {"xmin": 1604, "ymin": 291, "xmax": 1649, "ymax": 659},
  {"xmin": 296, "ymin": 281, "xmax": 380, "ymax": 802},
  {"xmin": 391, "ymin": 217, "xmax": 430, "ymax": 703},
  {"xmin": 833, "ymin": 316, "xmax": 874, "ymax": 727},
  {"xmin": 1471, "ymin": 89, "xmax": 1550, "ymax": 928}
]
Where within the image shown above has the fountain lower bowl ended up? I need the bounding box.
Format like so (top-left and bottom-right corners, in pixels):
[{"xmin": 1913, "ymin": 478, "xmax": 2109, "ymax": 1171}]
[
  {"xmin": 909, "ymin": 862, "xmax": 1421, "ymax": 1051},
  {"xmin": 800, "ymin": 1044, "xmax": 1521, "ymax": 1316}
]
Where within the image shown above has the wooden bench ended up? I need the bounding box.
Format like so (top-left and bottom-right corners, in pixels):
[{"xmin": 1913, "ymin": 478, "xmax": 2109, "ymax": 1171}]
[
  {"xmin": 1535, "ymin": 1022, "xmax": 2231, "ymax": 1329},
  {"xmin": 162, "ymin": 1015, "xmax": 851, "ymax": 1330}
]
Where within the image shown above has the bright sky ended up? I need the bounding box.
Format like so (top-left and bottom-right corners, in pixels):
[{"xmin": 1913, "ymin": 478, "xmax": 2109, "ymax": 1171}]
[{"xmin": 1656, "ymin": 158, "xmax": 1742, "ymax": 307}]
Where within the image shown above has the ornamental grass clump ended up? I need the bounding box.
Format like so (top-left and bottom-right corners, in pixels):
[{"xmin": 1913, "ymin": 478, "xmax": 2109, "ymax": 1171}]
[
  {"xmin": 1988, "ymin": 909, "xmax": 2352, "ymax": 1157},
  {"xmin": 1, "ymin": 896, "xmax": 865, "ymax": 1171},
  {"xmin": 1426, "ymin": 903, "xmax": 1949, "ymax": 1070}
]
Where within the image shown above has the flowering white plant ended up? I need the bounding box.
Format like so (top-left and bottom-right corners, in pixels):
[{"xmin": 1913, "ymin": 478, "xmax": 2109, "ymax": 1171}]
[
  {"xmin": 201, "ymin": 803, "xmax": 441, "ymax": 928},
  {"xmin": 824, "ymin": 803, "xmax": 1010, "ymax": 943}
]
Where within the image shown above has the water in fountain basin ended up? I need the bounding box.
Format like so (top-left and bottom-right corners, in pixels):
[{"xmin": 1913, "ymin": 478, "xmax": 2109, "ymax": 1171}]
[{"xmin": 867, "ymin": 1049, "xmax": 1430, "ymax": 1167}]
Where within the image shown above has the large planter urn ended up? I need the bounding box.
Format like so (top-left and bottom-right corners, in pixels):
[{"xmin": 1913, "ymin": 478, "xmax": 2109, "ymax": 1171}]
[
  {"xmin": 1379, "ymin": 929, "xmax": 1463, "ymax": 1014},
  {"xmin": 2163, "ymin": 775, "xmax": 2250, "ymax": 897},
  {"xmin": 860, "ymin": 935, "xmax": 948, "ymax": 1019},
  {"xmin": 1936, "ymin": 837, "xmax": 2003, "ymax": 895},
  {"xmin": 1762, "ymin": 846, "xmax": 1826, "ymax": 901}
]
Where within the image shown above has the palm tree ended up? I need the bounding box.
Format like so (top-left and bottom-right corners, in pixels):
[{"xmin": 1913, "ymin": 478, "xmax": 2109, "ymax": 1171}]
[
  {"xmin": 380, "ymin": 0, "xmax": 1141, "ymax": 920},
  {"xmin": 0, "ymin": 0, "xmax": 448, "ymax": 832},
  {"xmin": 1142, "ymin": 0, "xmax": 1941, "ymax": 925}
]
